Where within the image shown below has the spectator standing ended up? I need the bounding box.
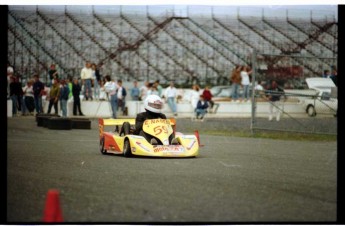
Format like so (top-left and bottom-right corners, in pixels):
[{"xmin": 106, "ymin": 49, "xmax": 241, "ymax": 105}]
[
  {"xmin": 154, "ymin": 79, "xmax": 163, "ymax": 97},
  {"xmin": 130, "ymin": 80, "xmax": 140, "ymax": 101},
  {"xmin": 265, "ymin": 80, "xmax": 285, "ymax": 121},
  {"xmin": 66, "ymin": 76, "xmax": 73, "ymax": 100},
  {"xmin": 195, "ymin": 95, "xmax": 209, "ymax": 120},
  {"xmin": 104, "ymin": 75, "xmax": 118, "ymax": 119},
  {"xmin": 72, "ymin": 78, "xmax": 84, "ymax": 116},
  {"xmin": 47, "ymin": 78, "xmax": 60, "ymax": 115},
  {"xmin": 22, "ymin": 80, "xmax": 35, "ymax": 116},
  {"xmin": 99, "ymin": 79, "xmax": 107, "ymax": 101},
  {"xmin": 9, "ymin": 76, "xmax": 23, "ymax": 116},
  {"xmin": 117, "ymin": 79, "xmax": 127, "ymax": 115},
  {"xmin": 7, "ymin": 62, "xmax": 14, "ymax": 97},
  {"xmin": 33, "ymin": 74, "xmax": 45, "ymax": 115},
  {"xmin": 164, "ymin": 81, "xmax": 178, "ymax": 116},
  {"xmin": 91, "ymin": 63, "xmax": 101, "ymax": 101},
  {"xmin": 140, "ymin": 81, "xmax": 149, "ymax": 101},
  {"xmin": 230, "ymin": 65, "xmax": 242, "ymax": 102},
  {"xmin": 240, "ymin": 65, "xmax": 252, "ymax": 102},
  {"xmin": 330, "ymin": 68, "xmax": 337, "ymax": 86},
  {"xmin": 48, "ymin": 64, "xmax": 58, "ymax": 87},
  {"xmin": 190, "ymin": 84, "xmax": 200, "ymax": 110},
  {"xmin": 147, "ymin": 83, "xmax": 159, "ymax": 96},
  {"xmin": 59, "ymin": 79, "xmax": 69, "ymax": 117},
  {"xmin": 322, "ymin": 69, "xmax": 331, "ymax": 78},
  {"xmin": 80, "ymin": 61, "xmax": 93, "ymax": 101}
]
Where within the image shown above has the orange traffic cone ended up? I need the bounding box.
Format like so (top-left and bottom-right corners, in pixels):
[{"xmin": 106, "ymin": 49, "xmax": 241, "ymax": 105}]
[
  {"xmin": 42, "ymin": 189, "xmax": 63, "ymax": 222},
  {"xmin": 194, "ymin": 130, "xmax": 204, "ymax": 147}
]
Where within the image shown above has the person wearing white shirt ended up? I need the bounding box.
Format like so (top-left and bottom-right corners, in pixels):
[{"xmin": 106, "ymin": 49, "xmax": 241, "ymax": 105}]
[
  {"xmin": 80, "ymin": 61, "xmax": 93, "ymax": 101},
  {"xmin": 255, "ymin": 80, "xmax": 264, "ymax": 91},
  {"xmin": 164, "ymin": 81, "xmax": 178, "ymax": 116},
  {"xmin": 140, "ymin": 81, "xmax": 149, "ymax": 101},
  {"xmin": 104, "ymin": 75, "xmax": 118, "ymax": 118},
  {"xmin": 99, "ymin": 79, "xmax": 107, "ymax": 101},
  {"xmin": 22, "ymin": 80, "xmax": 35, "ymax": 115},
  {"xmin": 190, "ymin": 84, "xmax": 200, "ymax": 110},
  {"xmin": 255, "ymin": 80, "xmax": 266, "ymax": 101},
  {"xmin": 240, "ymin": 65, "xmax": 252, "ymax": 102}
]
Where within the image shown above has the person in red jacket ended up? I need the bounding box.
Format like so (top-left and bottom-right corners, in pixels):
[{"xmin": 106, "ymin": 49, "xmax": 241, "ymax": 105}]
[{"xmin": 202, "ymin": 86, "xmax": 219, "ymax": 113}]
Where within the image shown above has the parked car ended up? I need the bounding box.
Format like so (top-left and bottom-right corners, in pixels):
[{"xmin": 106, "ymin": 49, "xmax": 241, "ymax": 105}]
[{"xmin": 301, "ymin": 78, "xmax": 337, "ymax": 117}]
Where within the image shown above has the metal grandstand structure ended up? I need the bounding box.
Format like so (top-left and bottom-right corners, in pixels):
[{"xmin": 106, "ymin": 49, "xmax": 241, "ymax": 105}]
[{"xmin": 7, "ymin": 5, "xmax": 337, "ymax": 86}]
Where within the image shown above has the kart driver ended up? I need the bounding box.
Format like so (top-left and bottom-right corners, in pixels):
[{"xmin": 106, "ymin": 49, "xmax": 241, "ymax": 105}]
[
  {"xmin": 134, "ymin": 94, "xmax": 166, "ymax": 134},
  {"xmin": 136, "ymin": 94, "xmax": 178, "ymax": 145},
  {"xmin": 119, "ymin": 94, "xmax": 177, "ymax": 145}
]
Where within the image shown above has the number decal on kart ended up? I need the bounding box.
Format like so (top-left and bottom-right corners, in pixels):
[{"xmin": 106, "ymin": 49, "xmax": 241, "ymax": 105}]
[
  {"xmin": 143, "ymin": 119, "xmax": 173, "ymax": 139},
  {"xmin": 153, "ymin": 125, "xmax": 168, "ymax": 136}
]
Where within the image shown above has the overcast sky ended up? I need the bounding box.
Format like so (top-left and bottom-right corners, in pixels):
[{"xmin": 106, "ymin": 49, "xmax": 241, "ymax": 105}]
[{"xmin": 6, "ymin": 0, "xmax": 339, "ymax": 20}]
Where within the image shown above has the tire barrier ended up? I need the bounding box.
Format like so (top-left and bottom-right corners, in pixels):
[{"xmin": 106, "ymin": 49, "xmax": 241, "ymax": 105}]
[
  {"xmin": 70, "ymin": 118, "xmax": 91, "ymax": 130},
  {"xmin": 47, "ymin": 118, "xmax": 72, "ymax": 130},
  {"xmin": 36, "ymin": 114, "xmax": 60, "ymax": 127}
]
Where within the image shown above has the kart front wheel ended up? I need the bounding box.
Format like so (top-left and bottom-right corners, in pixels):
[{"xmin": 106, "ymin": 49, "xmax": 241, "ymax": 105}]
[
  {"xmin": 123, "ymin": 139, "xmax": 132, "ymax": 157},
  {"xmin": 100, "ymin": 137, "xmax": 107, "ymax": 155}
]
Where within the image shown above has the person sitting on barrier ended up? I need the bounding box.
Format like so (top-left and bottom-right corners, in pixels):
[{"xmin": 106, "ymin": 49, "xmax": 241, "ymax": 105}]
[
  {"xmin": 119, "ymin": 94, "xmax": 177, "ymax": 145},
  {"xmin": 195, "ymin": 95, "xmax": 209, "ymax": 121},
  {"xmin": 202, "ymin": 85, "xmax": 219, "ymax": 113}
]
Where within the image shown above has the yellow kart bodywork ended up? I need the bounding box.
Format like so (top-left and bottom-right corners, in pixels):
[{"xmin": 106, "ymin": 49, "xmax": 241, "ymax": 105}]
[{"xmin": 99, "ymin": 118, "xmax": 199, "ymax": 157}]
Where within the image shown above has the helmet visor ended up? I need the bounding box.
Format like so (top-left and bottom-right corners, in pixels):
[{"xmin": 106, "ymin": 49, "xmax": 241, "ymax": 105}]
[{"xmin": 148, "ymin": 101, "xmax": 163, "ymax": 109}]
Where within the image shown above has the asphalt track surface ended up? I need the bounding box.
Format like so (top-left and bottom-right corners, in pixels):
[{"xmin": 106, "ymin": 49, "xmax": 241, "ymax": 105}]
[{"xmin": 7, "ymin": 116, "xmax": 337, "ymax": 223}]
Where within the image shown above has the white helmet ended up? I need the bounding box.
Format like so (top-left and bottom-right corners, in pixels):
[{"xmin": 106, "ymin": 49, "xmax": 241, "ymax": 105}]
[{"xmin": 144, "ymin": 94, "xmax": 163, "ymax": 113}]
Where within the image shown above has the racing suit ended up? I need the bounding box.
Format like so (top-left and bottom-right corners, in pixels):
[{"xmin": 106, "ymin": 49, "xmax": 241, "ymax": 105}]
[
  {"xmin": 133, "ymin": 110, "xmax": 174, "ymax": 144},
  {"xmin": 134, "ymin": 110, "xmax": 167, "ymax": 135}
]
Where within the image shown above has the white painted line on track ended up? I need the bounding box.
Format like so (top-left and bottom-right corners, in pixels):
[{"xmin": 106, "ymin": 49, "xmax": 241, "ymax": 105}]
[{"xmin": 219, "ymin": 161, "xmax": 241, "ymax": 168}]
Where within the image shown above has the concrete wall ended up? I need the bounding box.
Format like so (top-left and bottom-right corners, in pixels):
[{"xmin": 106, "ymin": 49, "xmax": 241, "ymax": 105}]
[{"xmin": 8, "ymin": 98, "xmax": 308, "ymax": 118}]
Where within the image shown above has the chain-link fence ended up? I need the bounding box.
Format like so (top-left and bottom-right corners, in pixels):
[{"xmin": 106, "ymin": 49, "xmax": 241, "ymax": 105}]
[{"xmin": 250, "ymin": 52, "xmax": 337, "ymax": 135}]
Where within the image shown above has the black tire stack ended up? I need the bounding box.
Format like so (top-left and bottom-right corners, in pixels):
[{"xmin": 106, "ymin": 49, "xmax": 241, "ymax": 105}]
[
  {"xmin": 70, "ymin": 118, "xmax": 91, "ymax": 130},
  {"xmin": 36, "ymin": 114, "xmax": 60, "ymax": 127},
  {"xmin": 36, "ymin": 114, "xmax": 91, "ymax": 130}
]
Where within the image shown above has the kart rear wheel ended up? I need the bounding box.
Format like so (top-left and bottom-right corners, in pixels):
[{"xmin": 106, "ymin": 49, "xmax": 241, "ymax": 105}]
[
  {"xmin": 100, "ymin": 137, "xmax": 107, "ymax": 155},
  {"xmin": 123, "ymin": 139, "xmax": 132, "ymax": 157}
]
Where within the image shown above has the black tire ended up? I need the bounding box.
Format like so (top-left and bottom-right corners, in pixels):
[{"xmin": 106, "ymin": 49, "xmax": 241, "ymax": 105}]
[
  {"xmin": 100, "ymin": 137, "xmax": 107, "ymax": 155},
  {"xmin": 47, "ymin": 118, "xmax": 72, "ymax": 130},
  {"xmin": 307, "ymin": 105, "xmax": 316, "ymax": 117},
  {"xmin": 71, "ymin": 118, "xmax": 91, "ymax": 129},
  {"xmin": 36, "ymin": 116, "xmax": 48, "ymax": 126},
  {"xmin": 122, "ymin": 122, "xmax": 130, "ymax": 135},
  {"xmin": 123, "ymin": 139, "xmax": 132, "ymax": 157},
  {"xmin": 42, "ymin": 117, "xmax": 52, "ymax": 128},
  {"xmin": 36, "ymin": 114, "xmax": 59, "ymax": 126}
]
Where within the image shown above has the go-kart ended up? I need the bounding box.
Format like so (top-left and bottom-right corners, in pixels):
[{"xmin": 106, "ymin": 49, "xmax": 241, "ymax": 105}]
[{"xmin": 99, "ymin": 118, "xmax": 199, "ymax": 157}]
